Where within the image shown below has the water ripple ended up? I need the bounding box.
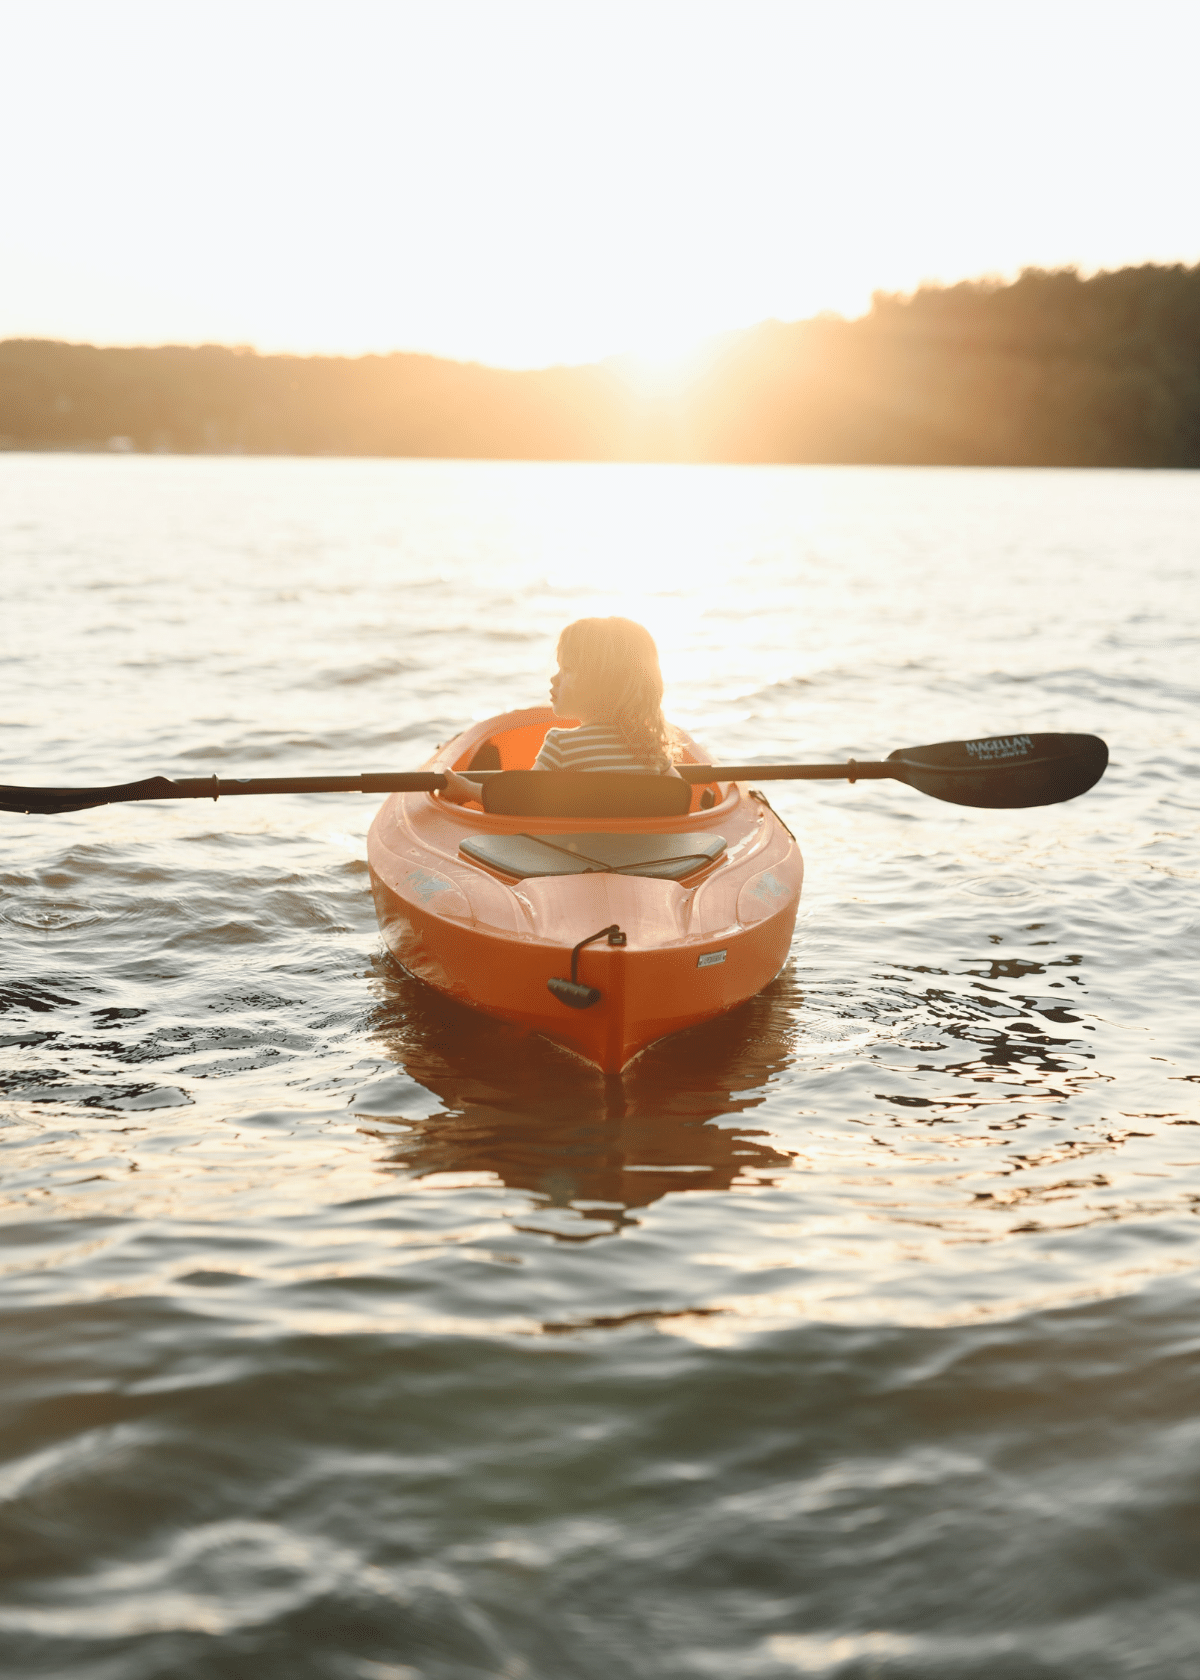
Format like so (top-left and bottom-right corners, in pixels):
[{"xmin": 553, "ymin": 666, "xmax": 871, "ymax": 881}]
[{"xmin": 2, "ymin": 458, "xmax": 1198, "ymax": 1677}]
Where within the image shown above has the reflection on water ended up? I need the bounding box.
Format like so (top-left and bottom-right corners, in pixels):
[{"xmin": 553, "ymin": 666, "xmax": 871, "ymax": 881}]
[
  {"xmin": 364, "ymin": 959, "xmax": 799, "ymax": 1236},
  {"xmin": 2, "ymin": 457, "xmax": 1199, "ymax": 1677}
]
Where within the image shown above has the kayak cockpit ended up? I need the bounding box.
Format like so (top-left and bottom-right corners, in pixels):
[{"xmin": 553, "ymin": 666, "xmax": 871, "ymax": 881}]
[{"xmin": 445, "ymin": 708, "xmax": 729, "ymax": 820}]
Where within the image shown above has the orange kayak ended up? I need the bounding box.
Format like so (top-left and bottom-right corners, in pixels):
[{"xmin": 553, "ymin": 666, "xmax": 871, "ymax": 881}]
[{"xmin": 367, "ymin": 707, "xmax": 803, "ymax": 1073}]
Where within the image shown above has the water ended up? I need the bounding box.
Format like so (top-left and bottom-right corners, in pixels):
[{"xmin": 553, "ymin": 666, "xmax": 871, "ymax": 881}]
[{"xmin": 2, "ymin": 455, "xmax": 1199, "ymax": 1678}]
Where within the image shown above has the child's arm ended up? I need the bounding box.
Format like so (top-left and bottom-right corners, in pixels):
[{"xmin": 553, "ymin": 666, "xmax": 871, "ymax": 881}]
[{"xmin": 440, "ymin": 769, "xmax": 484, "ymax": 805}]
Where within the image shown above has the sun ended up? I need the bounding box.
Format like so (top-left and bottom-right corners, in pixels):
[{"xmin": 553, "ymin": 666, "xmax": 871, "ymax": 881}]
[{"xmin": 609, "ymin": 331, "xmax": 724, "ymax": 396}]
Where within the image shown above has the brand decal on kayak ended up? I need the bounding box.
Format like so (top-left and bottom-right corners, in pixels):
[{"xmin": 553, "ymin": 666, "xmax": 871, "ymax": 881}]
[
  {"xmin": 407, "ymin": 868, "xmax": 454, "ymax": 903},
  {"xmin": 697, "ymin": 949, "xmax": 727, "ymax": 968},
  {"xmin": 964, "ymin": 735, "xmax": 1034, "ymax": 760}
]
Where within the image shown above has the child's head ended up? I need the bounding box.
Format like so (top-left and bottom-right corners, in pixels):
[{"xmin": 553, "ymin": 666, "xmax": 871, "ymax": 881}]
[{"xmin": 551, "ymin": 617, "xmax": 673, "ymax": 770}]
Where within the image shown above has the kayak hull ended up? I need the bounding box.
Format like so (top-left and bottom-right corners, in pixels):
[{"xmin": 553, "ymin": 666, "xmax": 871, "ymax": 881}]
[{"xmin": 367, "ymin": 708, "xmax": 803, "ymax": 1073}]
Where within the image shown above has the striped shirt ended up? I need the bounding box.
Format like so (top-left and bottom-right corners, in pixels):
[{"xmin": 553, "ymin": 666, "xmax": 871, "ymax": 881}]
[{"xmin": 534, "ymin": 723, "xmax": 671, "ymax": 775}]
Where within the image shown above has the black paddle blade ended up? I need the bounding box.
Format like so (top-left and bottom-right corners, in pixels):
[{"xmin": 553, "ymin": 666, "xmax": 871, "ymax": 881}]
[
  {"xmin": 888, "ymin": 733, "xmax": 1108, "ymax": 808},
  {"xmin": 0, "ymin": 776, "xmax": 183, "ymax": 816}
]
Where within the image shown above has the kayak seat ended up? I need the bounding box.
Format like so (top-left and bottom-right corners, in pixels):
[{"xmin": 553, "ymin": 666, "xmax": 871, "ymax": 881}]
[
  {"xmin": 466, "ymin": 740, "xmax": 502, "ymax": 772},
  {"xmin": 460, "ymin": 830, "xmax": 727, "ymax": 882},
  {"xmin": 481, "ymin": 770, "xmax": 691, "ymax": 819}
]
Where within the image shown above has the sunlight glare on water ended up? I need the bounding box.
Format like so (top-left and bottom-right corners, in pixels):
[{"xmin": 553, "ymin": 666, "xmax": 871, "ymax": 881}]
[{"xmin": 1, "ymin": 455, "xmax": 1199, "ymax": 1679}]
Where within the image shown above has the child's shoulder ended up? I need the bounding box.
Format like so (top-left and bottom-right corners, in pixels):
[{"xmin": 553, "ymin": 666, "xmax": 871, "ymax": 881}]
[{"xmin": 546, "ymin": 722, "xmax": 614, "ymax": 739}]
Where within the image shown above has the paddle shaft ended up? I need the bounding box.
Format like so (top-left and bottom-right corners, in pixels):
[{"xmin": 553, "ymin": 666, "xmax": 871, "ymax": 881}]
[
  {"xmin": 0, "ymin": 762, "xmax": 894, "ymax": 815},
  {"xmin": 130, "ymin": 764, "xmax": 893, "ymax": 792},
  {"xmin": 147, "ymin": 773, "xmax": 446, "ymax": 798},
  {"xmin": 677, "ymin": 763, "xmax": 890, "ymax": 783},
  {"xmin": 1, "ymin": 734, "xmax": 1108, "ymax": 815}
]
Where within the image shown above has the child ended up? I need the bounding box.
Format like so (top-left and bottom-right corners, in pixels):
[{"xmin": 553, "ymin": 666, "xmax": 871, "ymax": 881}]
[{"xmin": 441, "ymin": 616, "xmax": 678, "ymax": 804}]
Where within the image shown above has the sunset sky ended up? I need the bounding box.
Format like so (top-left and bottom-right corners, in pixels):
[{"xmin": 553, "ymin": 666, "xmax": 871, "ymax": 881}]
[{"xmin": 4, "ymin": 0, "xmax": 1197, "ymax": 369}]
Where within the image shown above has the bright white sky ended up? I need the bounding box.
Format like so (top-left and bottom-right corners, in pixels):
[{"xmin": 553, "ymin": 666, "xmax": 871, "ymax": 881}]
[{"xmin": 3, "ymin": 0, "xmax": 1197, "ymax": 368}]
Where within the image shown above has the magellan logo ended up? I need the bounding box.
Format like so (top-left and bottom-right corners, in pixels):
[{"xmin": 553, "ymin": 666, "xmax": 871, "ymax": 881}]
[{"xmin": 964, "ymin": 735, "xmax": 1034, "ymax": 761}]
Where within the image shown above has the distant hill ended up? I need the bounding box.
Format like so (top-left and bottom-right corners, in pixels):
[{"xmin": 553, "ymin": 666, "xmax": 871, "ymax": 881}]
[{"xmin": 3, "ymin": 264, "xmax": 1199, "ymax": 466}]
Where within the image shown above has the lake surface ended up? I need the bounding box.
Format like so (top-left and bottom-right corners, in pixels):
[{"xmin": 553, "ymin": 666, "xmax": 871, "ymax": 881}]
[{"xmin": 2, "ymin": 455, "xmax": 1198, "ymax": 1679}]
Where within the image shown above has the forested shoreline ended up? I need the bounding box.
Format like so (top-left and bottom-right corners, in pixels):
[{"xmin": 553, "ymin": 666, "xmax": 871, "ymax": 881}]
[{"xmin": 3, "ymin": 264, "xmax": 1198, "ymax": 466}]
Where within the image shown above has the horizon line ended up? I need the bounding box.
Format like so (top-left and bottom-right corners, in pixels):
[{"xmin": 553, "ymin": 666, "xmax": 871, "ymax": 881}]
[{"xmin": 5, "ymin": 258, "xmax": 1197, "ymax": 375}]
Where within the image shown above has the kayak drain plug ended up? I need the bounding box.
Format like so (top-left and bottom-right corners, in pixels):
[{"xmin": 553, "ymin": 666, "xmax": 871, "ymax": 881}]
[{"xmin": 548, "ymin": 924, "xmax": 626, "ymax": 1010}]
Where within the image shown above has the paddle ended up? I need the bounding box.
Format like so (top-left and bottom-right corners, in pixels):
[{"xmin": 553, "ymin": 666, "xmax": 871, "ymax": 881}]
[
  {"xmin": 0, "ymin": 732, "xmax": 1106, "ymax": 816},
  {"xmin": 686, "ymin": 732, "xmax": 1109, "ymax": 810}
]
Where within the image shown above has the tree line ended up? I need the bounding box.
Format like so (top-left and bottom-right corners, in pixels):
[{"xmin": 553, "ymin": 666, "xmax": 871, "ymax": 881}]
[{"xmin": 3, "ymin": 264, "xmax": 1198, "ymax": 466}]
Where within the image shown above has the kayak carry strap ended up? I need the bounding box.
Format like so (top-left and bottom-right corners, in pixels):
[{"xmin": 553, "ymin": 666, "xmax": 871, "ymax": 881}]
[
  {"xmin": 547, "ymin": 923, "xmax": 627, "ymax": 1011},
  {"xmin": 570, "ymin": 923, "xmax": 627, "ymax": 982}
]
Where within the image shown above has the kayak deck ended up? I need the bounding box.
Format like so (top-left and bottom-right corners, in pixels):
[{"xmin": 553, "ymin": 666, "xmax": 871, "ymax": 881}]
[
  {"xmin": 459, "ymin": 828, "xmax": 728, "ymax": 880},
  {"xmin": 367, "ymin": 708, "xmax": 803, "ymax": 1073}
]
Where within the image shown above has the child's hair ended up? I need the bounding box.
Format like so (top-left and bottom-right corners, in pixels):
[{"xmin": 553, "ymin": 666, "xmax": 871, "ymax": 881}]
[{"xmin": 557, "ymin": 616, "xmax": 675, "ymax": 772}]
